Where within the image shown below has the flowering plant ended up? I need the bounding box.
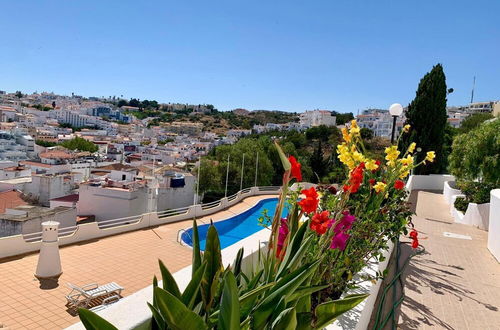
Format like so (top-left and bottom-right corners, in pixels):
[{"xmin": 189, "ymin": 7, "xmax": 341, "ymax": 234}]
[{"xmin": 271, "ymin": 120, "xmax": 434, "ymax": 305}]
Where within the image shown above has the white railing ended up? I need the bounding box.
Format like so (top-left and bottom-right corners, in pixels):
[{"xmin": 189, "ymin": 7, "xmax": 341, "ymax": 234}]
[
  {"xmin": 0, "ymin": 186, "xmax": 282, "ymax": 259},
  {"xmin": 201, "ymin": 200, "xmax": 222, "ymax": 210},
  {"xmin": 97, "ymin": 214, "xmax": 143, "ymax": 229},
  {"xmin": 157, "ymin": 206, "xmax": 191, "ymax": 218}
]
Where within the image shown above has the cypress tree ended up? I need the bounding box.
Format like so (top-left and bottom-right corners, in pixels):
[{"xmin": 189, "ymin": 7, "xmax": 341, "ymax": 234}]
[{"xmin": 401, "ymin": 64, "xmax": 448, "ymax": 174}]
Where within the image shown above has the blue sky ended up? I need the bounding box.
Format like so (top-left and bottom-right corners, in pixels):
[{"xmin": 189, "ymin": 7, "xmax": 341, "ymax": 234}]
[{"xmin": 0, "ymin": 0, "xmax": 498, "ymax": 113}]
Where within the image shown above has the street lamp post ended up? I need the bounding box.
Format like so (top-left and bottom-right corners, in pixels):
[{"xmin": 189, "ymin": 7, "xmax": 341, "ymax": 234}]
[{"xmin": 389, "ymin": 103, "xmax": 404, "ymax": 144}]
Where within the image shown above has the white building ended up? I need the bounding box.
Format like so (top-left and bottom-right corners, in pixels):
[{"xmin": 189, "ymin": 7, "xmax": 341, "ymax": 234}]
[
  {"xmin": 356, "ymin": 109, "xmax": 405, "ymax": 138},
  {"xmin": 299, "ymin": 110, "xmax": 336, "ymax": 127}
]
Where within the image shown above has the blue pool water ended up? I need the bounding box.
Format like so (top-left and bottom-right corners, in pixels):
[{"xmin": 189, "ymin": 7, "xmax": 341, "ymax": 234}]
[{"xmin": 181, "ymin": 198, "xmax": 287, "ymax": 250}]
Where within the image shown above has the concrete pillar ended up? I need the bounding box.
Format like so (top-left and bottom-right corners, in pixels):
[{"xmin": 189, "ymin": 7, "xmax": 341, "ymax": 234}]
[{"xmin": 35, "ymin": 221, "xmax": 62, "ymax": 280}]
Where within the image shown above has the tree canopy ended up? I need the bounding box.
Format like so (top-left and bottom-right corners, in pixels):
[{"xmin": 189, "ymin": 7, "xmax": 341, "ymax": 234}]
[
  {"xmin": 60, "ymin": 137, "xmax": 98, "ymax": 153},
  {"xmin": 458, "ymin": 113, "xmax": 494, "ymax": 134},
  {"xmin": 401, "ymin": 63, "xmax": 448, "ymax": 174}
]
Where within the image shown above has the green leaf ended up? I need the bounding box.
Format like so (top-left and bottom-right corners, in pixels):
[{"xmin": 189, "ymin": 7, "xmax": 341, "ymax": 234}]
[
  {"xmin": 147, "ymin": 302, "xmax": 166, "ymax": 330},
  {"xmin": 233, "ymin": 247, "xmax": 244, "ymax": 279},
  {"xmin": 245, "ymin": 269, "xmax": 264, "ymax": 292},
  {"xmin": 191, "ymin": 219, "xmax": 202, "ymax": 277},
  {"xmin": 286, "ymin": 284, "xmax": 329, "ymax": 304},
  {"xmin": 240, "ymin": 282, "xmax": 275, "ymax": 318},
  {"xmin": 78, "ymin": 308, "xmax": 118, "ymax": 330},
  {"xmin": 154, "ymin": 287, "xmax": 208, "ymax": 330},
  {"xmin": 201, "ymin": 225, "xmax": 223, "ymax": 311},
  {"xmin": 314, "ymin": 293, "xmax": 369, "ymax": 329},
  {"xmin": 295, "ymin": 312, "xmax": 313, "ymax": 330},
  {"xmin": 181, "ymin": 262, "xmax": 207, "ymax": 308},
  {"xmin": 218, "ymin": 272, "xmax": 241, "ymax": 330},
  {"xmin": 275, "ymin": 141, "xmax": 291, "ymax": 171},
  {"xmin": 271, "ymin": 307, "xmax": 297, "ymax": 330},
  {"xmin": 159, "ymin": 259, "xmax": 181, "ymax": 299},
  {"xmin": 253, "ymin": 261, "xmax": 319, "ymax": 329}
]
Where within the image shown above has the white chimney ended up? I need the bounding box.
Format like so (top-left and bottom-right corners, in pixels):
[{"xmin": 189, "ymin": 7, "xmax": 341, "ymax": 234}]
[{"xmin": 35, "ymin": 221, "xmax": 62, "ymax": 280}]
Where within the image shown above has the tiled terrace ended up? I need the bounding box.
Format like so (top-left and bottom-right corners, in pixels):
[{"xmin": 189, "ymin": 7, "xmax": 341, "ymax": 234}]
[
  {"xmin": 396, "ymin": 191, "xmax": 500, "ymax": 329},
  {"xmin": 0, "ymin": 195, "xmax": 275, "ymax": 330}
]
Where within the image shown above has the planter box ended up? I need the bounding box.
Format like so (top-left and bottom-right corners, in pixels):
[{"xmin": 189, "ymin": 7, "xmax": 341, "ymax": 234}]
[
  {"xmin": 452, "ymin": 205, "xmax": 465, "ymax": 224},
  {"xmin": 463, "ymin": 202, "xmax": 490, "ymax": 231},
  {"xmin": 450, "ymin": 194, "xmax": 465, "ymax": 217},
  {"xmin": 443, "ymin": 181, "xmax": 462, "ymax": 205}
]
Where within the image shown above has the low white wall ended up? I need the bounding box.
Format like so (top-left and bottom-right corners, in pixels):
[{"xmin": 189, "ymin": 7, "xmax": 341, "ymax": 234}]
[
  {"xmin": 463, "ymin": 202, "xmax": 490, "ymax": 230},
  {"xmin": 406, "ymin": 174, "xmax": 454, "ymax": 191},
  {"xmin": 487, "ymin": 189, "xmax": 500, "ymax": 262},
  {"xmin": 443, "ymin": 181, "xmax": 462, "ymax": 205}
]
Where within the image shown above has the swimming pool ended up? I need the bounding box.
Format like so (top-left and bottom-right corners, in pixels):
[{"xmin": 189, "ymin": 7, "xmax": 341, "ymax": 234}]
[{"xmin": 181, "ymin": 198, "xmax": 287, "ymax": 250}]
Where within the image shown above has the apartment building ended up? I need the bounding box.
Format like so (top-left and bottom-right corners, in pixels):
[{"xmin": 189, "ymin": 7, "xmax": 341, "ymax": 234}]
[{"xmin": 299, "ymin": 110, "xmax": 337, "ymax": 127}]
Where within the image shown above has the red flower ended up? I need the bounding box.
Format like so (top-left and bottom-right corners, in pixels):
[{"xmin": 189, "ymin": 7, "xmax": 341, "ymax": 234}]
[
  {"xmin": 288, "ymin": 156, "xmax": 302, "ymax": 182},
  {"xmin": 394, "ymin": 180, "xmax": 405, "ymax": 190},
  {"xmin": 369, "ymin": 179, "xmax": 376, "ymax": 185},
  {"xmin": 298, "ymin": 187, "xmax": 319, "ymax": 213},
  {"xmin": 344, "ymin": 163, "xmax": 364, "ymax": 194},
  {"xmin": 372, "ymin": 160, "xmax": 381, "ymax": 173},
  {"xmin": 310, "ymin": 211, "xmax": 333, "ymax": 235},
  {"xmin": 409, "ymin": 229, "xmax": 419, "ymax": 249}
]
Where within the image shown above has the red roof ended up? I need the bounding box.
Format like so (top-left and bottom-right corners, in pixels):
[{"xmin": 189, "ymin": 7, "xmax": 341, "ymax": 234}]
[
  {"xmin": 50, "ymin": 194, "xmax": 79, "ymax": 203},
  {"xmin": 0, "ymin": 190, "xmax": 27, "ymax": 214}
]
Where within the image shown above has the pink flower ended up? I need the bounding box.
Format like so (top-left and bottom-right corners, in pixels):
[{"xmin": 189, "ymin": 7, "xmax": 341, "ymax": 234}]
[
  {"xmin": 276, "ymin": 218, "xmax": 289, "ymax": 258},
  {"xmin": 330, "ymin": 232, "xmax": 350, "ymax": 250},
  {"xmin": 330, "ymin": 212, "xmax": 357, "ymax": 251}
]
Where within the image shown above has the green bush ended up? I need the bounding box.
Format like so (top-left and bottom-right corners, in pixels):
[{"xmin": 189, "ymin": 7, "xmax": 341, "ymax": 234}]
[
  {"xmin": 456, "ymin": 181, "xmax": 495, "ymax": 204},
  {"xmin": 449, "ymin": 119, "xmax": 500, "ymax": 186},
  {"xmin": 454, "ymin": 197, "xmax": 468, "ymax": 213}
]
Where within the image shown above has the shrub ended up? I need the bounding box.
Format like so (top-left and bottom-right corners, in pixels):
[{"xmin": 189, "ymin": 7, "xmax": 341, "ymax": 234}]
[
  {"xmin": 454, "ymin": 197, "xmax": 468, "ymax": 213},
  {"xmin": 456, "ymin": 181, "xmax": 495, "ymax": 205},
  {"xmin": 449, "ymin": 119, "xmax": 500, "ymax": 186}
]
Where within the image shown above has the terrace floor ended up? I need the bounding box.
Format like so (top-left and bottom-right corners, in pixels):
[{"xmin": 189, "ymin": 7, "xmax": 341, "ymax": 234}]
[
  {"xmin": 395, "ymin": 191, "xmax": 500, "ymax": 330},
  {"xmin": 0, "ymin": 195, "xmax": 276, "ymax": 330}
]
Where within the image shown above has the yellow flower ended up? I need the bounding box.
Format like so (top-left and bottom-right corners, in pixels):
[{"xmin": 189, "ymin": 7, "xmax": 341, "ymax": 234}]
[
  {"xmin": 408, "ymin": 142, "xmax": 416, "ymax": 153},
  {"xmin": 425, "ymin": 151, "xmax": 436, "ymax": 163},
  {"xmin": 341, "ymin": 127, "xmax": 351, "ymax": 142},
  {"xmin": 365, "ymin": 159, "xmax": 379, "ymax": 171},
  {"xmin": 352, "ymin": 151, "xmax": 364, "ymax": 163},
  {"xmin": 403, "ymin": 124, "xmax": 411, "ymax": 133},
  {"xmin": 337, "ymin": 143, "xmax": 356, "ymax": 170},
  {"xmin": 386, "ymin": 160, "xmax": 396, "ymax": 167},
  {"xmin": 399, "ymin": 170, "xmax": 410, "ymax": 179},
  {"xmin": 384, "ymin": 146, "xmax": 400, "ymax": 162},
  {"xmin": 373, "ymin": 181, "xmax": 387, "ymax": 193},
  {"xmin": 400, "ymin": 155, "xmax": 414, "ymax": 167},
  {"xmin": 349, "ymin": 120, "xmax": 360, "ymax": 135},
  {"xmin": 349, "ymin": 126, "xmax": 360, "ymax": 135}
]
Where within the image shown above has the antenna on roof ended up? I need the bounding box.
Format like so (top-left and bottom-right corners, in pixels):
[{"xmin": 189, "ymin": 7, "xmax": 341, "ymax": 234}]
[{"xmin": 470, "ymin": 76, "xmax": 476, "ymax": 104}]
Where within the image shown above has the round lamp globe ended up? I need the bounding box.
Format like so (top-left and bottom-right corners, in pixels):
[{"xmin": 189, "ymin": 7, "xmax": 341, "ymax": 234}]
[{"xmin": 389, "ymin": 103, "xmax": 404, "ymax": 117}]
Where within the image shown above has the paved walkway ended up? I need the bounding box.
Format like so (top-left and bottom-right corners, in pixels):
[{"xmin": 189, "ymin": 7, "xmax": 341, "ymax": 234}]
[
  {"xmin": 0, "ymin": 195, "xmax": 275, "ymax": 330},
  {"xmin": 397, "ymin": 191, "xmax": 500, "ymax": 330}
]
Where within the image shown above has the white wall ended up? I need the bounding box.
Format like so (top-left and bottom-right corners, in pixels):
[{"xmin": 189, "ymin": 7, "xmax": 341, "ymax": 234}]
[
  {"xmin": 78, "ymin": 184, "xmax": 148, "ymax": 221},
  {"xmin": 487, "ymin": 189, "xmax": 500, "ymax": 262},
  {"xmin": 406, "ymin": 174, "xmax": 455, "ymax": 191}
]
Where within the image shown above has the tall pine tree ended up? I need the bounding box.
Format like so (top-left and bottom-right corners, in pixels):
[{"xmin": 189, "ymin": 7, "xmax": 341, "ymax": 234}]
[{"xmin": 401, "ymin": 64, "xmax": 448, "ymax": 175}]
